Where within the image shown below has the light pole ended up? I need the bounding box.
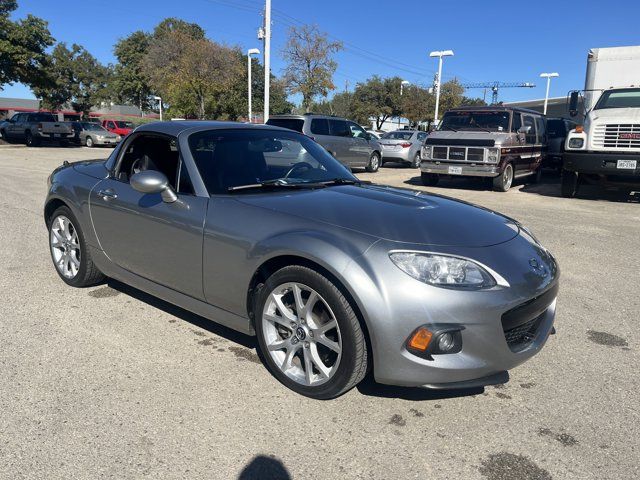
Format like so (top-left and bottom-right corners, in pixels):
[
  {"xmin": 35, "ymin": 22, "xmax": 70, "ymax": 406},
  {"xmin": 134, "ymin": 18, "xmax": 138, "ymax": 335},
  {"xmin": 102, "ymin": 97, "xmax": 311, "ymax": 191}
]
[
  {"xmin": 399, "ymin": 80, "xmax": 410, "ymax": 127},
  {"xmin": 429, "ymin": 50, "xmax": 454, "ymax": 124},
  {"xmin": 263, "ymin": 0, "xmax": 271, "ymax": 123},
  {"xmin": 153, "ymin": 96, "xmax": 162, "ymax": 122},
  {"xmin": 540, "ymin": 72, "xmax": 559, "ymax": 115},
  {"xmin": 247, "ymin": 48, "xmax": 260, "ymax": 123}
]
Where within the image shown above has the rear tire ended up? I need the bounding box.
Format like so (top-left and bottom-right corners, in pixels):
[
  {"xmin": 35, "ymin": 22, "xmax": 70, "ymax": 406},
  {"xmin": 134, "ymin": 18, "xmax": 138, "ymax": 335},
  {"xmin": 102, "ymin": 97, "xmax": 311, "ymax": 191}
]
[
  {"xmin": 493, "ymin": 163, "xmax": 513, "ymax": 192},
  {"xmin": 255, "ymin": 265, "xmax": 368, "ymax": 399},
  {"xmin": 421, "ymin": 172, "xmax": 439, "ymax": 186},
  {"xmin": 48, "ymin": 206, "xmax": 105, "ymax": 287},
  {"xmin": 561, "ymin": 169, "xmax": 579, "ymax": 198},
  {"xmin": 85, "ymin": 136, "xmax": 94, "ymax": 148},
  {"xmin": 366, "ymin": 152, "xmax": 380, "ymax": 172},
  {"xmin": 25, "ymin": 131, "xmax": 37, "ymax": 147}
]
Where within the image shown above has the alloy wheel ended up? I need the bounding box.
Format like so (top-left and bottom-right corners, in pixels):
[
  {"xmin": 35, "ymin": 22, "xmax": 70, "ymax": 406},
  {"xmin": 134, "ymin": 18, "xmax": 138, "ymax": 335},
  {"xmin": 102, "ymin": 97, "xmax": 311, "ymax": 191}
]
[
  {"xmin": 503, "ymin": 164, "xmax": 513, "ymax": 190},
  {"xmin": 50, "ymin": 215, "xmax": 81, "ymax": 279},
  {"xmin": 261, "ymin": 282, "xmax": 342, "ymax": 387}
]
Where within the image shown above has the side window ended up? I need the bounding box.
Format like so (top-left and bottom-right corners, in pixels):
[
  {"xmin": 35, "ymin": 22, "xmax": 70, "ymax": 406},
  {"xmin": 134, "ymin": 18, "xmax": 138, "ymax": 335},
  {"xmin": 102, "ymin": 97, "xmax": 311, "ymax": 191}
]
[
  {"xmin": 116, "ymin": 135, "xmax": 180, "ymax": 187},
  {"xmin": 522, "ymin": 115, "xmax": 536, "ymax": 144},
  {"xmin": 310, "ymin": 118, "xmax": 329, "ymax": 135},
  {"xmin": 535, "ymin": 117, "xmax": 546, "ymax": 144},
  {"xmin": 328, "ymin": 119, "xmax": 349, "ymax": 137},
  {"xmin": 347, "ymin": 122, "xmax": 366, "ymax": 139},
  {"xmin": 511, "ymin": 113, "xmax": 522, "ymax": 133},
  {"xmin": 417, "ymin": 132, "xmax": 427, "ymax": 142},
  {"xmin": 177, "ymin": 158, "xmax": 195, "ymax": 195}
]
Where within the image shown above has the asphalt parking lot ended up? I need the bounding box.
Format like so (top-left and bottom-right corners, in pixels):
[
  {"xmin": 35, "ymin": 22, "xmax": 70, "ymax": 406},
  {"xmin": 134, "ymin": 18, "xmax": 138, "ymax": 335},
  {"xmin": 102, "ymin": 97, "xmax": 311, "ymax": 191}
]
[{"xmin": 1, "ymin": 145, "xmax": 638, "ymax": 480}]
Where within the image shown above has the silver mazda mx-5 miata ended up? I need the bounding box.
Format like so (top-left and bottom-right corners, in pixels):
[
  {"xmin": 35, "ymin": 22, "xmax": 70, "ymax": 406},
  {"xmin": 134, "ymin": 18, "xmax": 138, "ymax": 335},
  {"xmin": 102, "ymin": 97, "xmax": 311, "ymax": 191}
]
[{"xmin": 44, "ymin": 121, "xmax": 559, "ymax": 399}]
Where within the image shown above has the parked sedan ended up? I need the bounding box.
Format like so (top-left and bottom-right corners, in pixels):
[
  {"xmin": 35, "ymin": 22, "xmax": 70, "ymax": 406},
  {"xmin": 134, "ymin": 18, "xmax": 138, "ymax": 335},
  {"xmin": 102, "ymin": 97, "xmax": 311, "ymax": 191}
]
[
  {"xmin": 379, "ymin": 130, "xmax": 428, "ymax": 167},
  {"xmin": 45, "ymin": 121, "xmax": 559, "ymax": 399},
  {"xmin": 72, "ymin": 122, "xmax": 119, "ymax": 147}
]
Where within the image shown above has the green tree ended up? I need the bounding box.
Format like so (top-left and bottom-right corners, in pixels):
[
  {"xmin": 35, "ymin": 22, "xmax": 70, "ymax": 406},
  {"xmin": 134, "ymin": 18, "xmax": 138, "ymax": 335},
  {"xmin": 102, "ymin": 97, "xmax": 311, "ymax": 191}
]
[
  {"xmin": 401, "ymin": 85, "xmax": 434, "ymax": 126},
  {"xmin": 282, "ymin": 24, "xmax": 342, "ymax": 111},
  {"xmin": 352, "ymin": 76, "xmax": 404, "ymax": 129},
  {"xmin": 152, "ymin": 17, "xmax": 205, "ymax": 40},
  {"xmin": 0, "ymin": 0, "xmax": 53, "ymax": 90},
  {"xmin": 110, "ymin": 31, "xmax": 152, "ymax": 110},
  {"xmin": 34, "ymin": 43, "xmax": 110, "ymax": 116}
]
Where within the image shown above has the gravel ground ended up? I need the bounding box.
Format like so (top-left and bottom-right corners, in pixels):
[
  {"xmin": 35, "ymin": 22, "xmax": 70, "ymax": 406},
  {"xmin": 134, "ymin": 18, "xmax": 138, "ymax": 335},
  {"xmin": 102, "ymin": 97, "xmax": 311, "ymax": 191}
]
[{"xmin": 0, "ymin": 145, "xmax": 638, "ymax": 480}]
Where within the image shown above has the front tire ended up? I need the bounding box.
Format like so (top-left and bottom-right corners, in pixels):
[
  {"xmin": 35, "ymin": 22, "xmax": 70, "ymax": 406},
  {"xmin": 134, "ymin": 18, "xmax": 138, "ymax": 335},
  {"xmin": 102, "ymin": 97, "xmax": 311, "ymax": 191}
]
[
  {"xmin": 421, "ymin": 172, "xmax": 439, "ymax": 186},
  {"xmin": 493, "ymin": 163, "xmax": 513, "ymax": 192},
  {"xmin": 561, "ymin": 169, "xmax": 579, "ymax": 198},
  {"xmin": 411, "ymin": 152, "xmax": 421, "ymax": 168},
  {"xmin": 255, "ymin": 266, "xmax": 368, "ymax": 399},
  {"xmin": 366, "ymin": 152, "xmax": 380, "ymax": 172},
  {"xmin": 48, "ymin": 206, "xmax": 105, "ymax": 287},
  {"xmin": 25, "ymin": 131, "xmax": 37, "ymax": 147}
]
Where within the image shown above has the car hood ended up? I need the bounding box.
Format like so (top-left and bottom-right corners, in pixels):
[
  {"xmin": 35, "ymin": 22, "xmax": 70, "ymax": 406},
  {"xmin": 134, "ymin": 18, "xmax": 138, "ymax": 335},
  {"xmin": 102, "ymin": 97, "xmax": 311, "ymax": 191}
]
[
  {"xmin": 589, "ymin": 107, "xmax": 640, "ymax": 123},
  {"xmin": 236, "ymin": 184, "xmax": 519, "ymax": 247}
]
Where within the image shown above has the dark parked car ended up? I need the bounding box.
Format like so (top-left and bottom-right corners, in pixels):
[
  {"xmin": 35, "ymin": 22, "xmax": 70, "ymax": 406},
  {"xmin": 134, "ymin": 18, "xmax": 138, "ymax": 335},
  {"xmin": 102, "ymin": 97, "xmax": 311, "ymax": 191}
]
[
  {"xmin": 45, "ymin": 121, "xmax": 559, "ymax": 399},
  {"xmin": 545, "ymin": 118, "xmax": 577, "ymax": 171},
  {"xmin": 266, "ymin": 114, "xmax": 383, "ymax": 172},
  {"xmin": 0, "ymin": 112, "xmax": 74, "ymax": 146}
]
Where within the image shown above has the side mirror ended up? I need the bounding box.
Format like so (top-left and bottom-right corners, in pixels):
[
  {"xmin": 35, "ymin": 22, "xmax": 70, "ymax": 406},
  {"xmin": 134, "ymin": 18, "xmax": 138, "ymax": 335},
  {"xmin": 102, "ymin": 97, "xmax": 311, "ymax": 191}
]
[
  {"xmin": 569, "ymin": 91, "xmax": 580, "ymax": 117},
  {"xmin": 130, "ymin": 170, "xmax": 177, "ymax": 203},
  {"xmin": 518, "ymin": 126, "xmax": 531, "ymax": 134}
]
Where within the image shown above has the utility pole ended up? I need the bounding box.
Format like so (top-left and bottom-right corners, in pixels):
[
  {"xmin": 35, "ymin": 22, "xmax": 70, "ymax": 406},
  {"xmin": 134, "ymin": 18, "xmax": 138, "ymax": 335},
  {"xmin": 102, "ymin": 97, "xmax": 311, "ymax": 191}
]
[
  {"xmin": 540, "ymin": 72, "xmax": 559, "ymax": 115},
  {"xmin": 429, "ymin": 50, "xmax": 454, "ymax": 124},
  {"xmin": 247, "ymin": 48, "xmax": 260, "ymax": 122},
  {"xmin": 263, "ymin": 0, "xmax": 271, "ymax": 123}
]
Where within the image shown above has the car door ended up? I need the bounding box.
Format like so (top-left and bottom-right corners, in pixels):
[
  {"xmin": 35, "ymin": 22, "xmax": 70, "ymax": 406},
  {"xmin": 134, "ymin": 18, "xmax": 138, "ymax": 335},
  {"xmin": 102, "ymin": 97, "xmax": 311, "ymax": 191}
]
[
  {"xmin": 308, "ymin": 118, "xmax": 336, "ymax": 156},
  {"xmin": 347, "ymin": 122, "xmax": 370, "ymax": 166},
  {"xmin": 328, "ymin": 119, "xmax": 354, "ymax": 166},
  {"xmin": 89, "ymin": 133, "xmax": 208, "ymax": 300},
  {"xmin": 7, "ymin": 113, "xmax": 23, "ymax": 139},
  {"xmin": 520, "ymin": 114, "xmax": 537, "ymax": 174}
]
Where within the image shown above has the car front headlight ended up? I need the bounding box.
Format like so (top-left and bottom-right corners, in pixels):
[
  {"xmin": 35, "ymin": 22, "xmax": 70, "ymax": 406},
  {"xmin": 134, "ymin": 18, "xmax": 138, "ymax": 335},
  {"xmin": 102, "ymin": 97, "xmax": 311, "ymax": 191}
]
[
  {"xmin": 389, "ymin": 252, "xmax": 497, "ymax": 289},
  {"xmin": 486, "ymin": 147, "xmax": 500, "ymax": 163},
  {"xmin": 568, "ymin": 138, "xmax": 584, "ymax": 149},
  {"xmin": 423, "ymin": 145, "xmax": 432, "ymax": 158}
]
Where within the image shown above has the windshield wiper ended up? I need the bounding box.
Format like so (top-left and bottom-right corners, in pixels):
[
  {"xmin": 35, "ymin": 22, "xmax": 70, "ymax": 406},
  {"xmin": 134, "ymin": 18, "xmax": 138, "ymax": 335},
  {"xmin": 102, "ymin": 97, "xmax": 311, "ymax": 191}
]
[
  {"xmin": 228, "ymin": 179, "xmax": 326, "ymax": 192},
  {"xmin": 320, "ymin": 178, "xmax": 367, "ymax": 186}
]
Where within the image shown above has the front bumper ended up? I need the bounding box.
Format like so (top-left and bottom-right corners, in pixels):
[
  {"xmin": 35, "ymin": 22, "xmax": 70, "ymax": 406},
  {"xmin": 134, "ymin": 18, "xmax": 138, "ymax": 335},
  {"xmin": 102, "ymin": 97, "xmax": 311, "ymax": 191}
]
[
  {"xmin": 564, "ymin": 150, "xmax": 640, "ymax": 177},
  {"xmin": 421, "ymin": 160, "xmax": 500, "ymax": 178},
  {"xmin": 346, "ymin": 234, "xmax": 559, "ymax": 388},
  {"xmin": 93, "ymin": 137, "xmax": 118, "ymax": 146}
]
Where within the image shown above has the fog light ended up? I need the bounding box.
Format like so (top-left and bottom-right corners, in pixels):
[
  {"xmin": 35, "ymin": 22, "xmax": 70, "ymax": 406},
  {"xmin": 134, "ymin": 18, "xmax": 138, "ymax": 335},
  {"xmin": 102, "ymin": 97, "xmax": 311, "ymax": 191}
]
[{"xmin": 437, "ymin": 332, "xmax": 455, "ymax": 352}]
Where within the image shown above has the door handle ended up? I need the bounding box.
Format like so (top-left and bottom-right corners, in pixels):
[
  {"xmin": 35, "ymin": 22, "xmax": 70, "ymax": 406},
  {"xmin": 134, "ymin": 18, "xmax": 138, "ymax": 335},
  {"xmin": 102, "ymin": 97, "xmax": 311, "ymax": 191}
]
[{"xmin": 97, "ymin": 189, "xmax": 117, "ymax": 200}]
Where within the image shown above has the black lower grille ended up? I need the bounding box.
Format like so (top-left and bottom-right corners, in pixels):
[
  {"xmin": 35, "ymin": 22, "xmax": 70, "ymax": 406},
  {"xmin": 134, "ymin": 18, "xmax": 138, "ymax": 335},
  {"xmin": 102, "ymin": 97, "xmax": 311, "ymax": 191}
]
[{"xmin": 503, "ymin": 313, "xmax": 544, "ymax": 352}]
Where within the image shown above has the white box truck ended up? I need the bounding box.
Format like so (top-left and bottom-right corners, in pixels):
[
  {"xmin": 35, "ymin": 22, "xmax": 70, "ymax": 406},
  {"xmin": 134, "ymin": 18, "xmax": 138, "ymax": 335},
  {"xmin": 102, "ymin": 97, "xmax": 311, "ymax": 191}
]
[{"xmin": 562, "ymin": 45, "xmax": 640, "ymax": 197}]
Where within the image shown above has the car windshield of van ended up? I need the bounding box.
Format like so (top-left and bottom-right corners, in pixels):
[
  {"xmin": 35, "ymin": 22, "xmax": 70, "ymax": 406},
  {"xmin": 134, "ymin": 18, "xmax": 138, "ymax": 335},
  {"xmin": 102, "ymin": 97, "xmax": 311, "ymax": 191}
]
[
  {"xmin": 439, "ymin": 111, "xmax": 510, "ymax": 132},
  {"xmin": 265, "ymin": 118, "xmax": 305, "ymax": 132},
  {"xmin": 188, "ymin": 129, "xmax": 357, "ymax": 193},
  {"xmin": 594, "ymin": 88, "xmax": 640, "ymax": 110},
  {"xmin": 381, "ymin": 131, "xmax": 414, "ymax": 140},
  {"xmin": 115, "ymin": 121, "xmax": 134, "ymax": 128}
]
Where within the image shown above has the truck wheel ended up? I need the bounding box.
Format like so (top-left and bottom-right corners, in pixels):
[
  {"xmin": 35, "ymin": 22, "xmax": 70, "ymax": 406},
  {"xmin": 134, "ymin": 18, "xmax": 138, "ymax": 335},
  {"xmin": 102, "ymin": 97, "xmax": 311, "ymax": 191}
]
[
  {"xmin": 492, "ymin": 163, "xmax": 513, "ymax": 192},
  {"xmin": 411, "ymin": 152, "xmax": 421, "ymax": 168},
  {"xmin": 25, "ymin": 131, "xmax": 36, "ymax": 147},
  {"xmin": 421, "ymin": 172, "xmax": 439, "ymax": 186},
  {"xmin": 561, "ymin": 169, "xmax": 579, "ymax": 198},
  {"xmin": 366, "ymin": 152, "xmax": 380, "ymax": 172}
]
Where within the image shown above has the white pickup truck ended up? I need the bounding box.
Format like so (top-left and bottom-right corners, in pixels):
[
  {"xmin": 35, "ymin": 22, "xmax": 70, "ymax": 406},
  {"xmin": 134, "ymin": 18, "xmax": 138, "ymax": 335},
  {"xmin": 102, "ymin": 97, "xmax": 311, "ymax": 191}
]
[
  {"xmin": 0, "ymin": 112, "xmax": 74, "ymax": 146},
  {"xmin": 563, "ymin": 46, "xmax": 640, "ymax": 197}
]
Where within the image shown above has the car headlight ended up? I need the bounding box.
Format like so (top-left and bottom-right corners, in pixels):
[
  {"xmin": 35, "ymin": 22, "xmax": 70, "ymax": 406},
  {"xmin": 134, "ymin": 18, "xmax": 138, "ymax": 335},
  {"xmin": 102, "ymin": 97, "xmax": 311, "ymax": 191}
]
[
  {"xmin": 423, "ymin": 145, "xmax": 432, "ymax": 158},
  {"xmin": 486, "ymin": 147, "xmax": 500, "ymax": 164},
  {"xmin": 568, "ymin": 138, "xmax": 584, "ymax": 149},
  {"xmin": 389, "ymin": 252, "xmax": 497, "ymax": 289}
]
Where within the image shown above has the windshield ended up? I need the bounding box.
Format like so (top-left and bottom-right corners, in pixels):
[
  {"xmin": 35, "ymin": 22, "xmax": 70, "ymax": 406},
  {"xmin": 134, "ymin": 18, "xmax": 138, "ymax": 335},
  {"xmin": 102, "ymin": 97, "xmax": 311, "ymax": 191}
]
[
  {"xmin": 188, "ymin": 129, "xmax": 356, "ymax": 193},
  {"xmin": 439, "ymin": 111, "xmax": 510, "ymax": 132},
  {"xmin": 594, "ymin": 88, "xmax": 640, "ymax": 110},
  {"xmin": 382, "ymin": 131, "xmax": 414, "ymax": 140},
  {"xmin": 82, "ymin": 122, "xmax": 106, "ymax": 131},
  {"xmin": 115, "ymin": 121, "xmax": 134, "ymax": 129}
]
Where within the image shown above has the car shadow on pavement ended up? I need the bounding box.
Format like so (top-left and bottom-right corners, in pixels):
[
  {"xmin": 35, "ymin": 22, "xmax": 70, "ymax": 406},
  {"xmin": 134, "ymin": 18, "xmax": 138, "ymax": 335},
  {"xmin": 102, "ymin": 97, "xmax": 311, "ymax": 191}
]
[
  {"xmin": 520, "ymin": 178, "xmax": 640, "ymax": 203},
  {"xmin": 106, "ymin": 279, "xmax": 256, "ymax": 349},
  {"xmin": 238, "ymin": 455, "xmax": 291, "ymax": 480},
  {"xmin": 356, "ymin": 374, "xmax": 484, "ymax": 401}
]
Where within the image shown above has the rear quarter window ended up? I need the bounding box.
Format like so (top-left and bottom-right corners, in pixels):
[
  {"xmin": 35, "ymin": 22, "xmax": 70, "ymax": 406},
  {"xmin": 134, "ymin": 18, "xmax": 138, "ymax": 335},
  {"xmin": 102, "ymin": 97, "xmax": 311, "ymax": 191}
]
[{"xmin": 310, "ymin": 118, "xmax": 330, "ymax": 135}]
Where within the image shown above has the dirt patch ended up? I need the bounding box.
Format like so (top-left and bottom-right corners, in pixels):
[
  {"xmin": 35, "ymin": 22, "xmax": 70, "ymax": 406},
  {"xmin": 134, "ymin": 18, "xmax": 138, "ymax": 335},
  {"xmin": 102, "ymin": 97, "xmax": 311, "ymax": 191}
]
[
  {"xmin": 409, "ymin": 408, "xmax": 424, "ymax": 418},
  {"xmin": 520, "ymin": 382, "xmax": 536, "ymax": 389},
  {"xmin": 198, "ymin": 339, "xmax": 215, "ymax": 346},
  {"xmin": 495, "ymin": 392, "xmax": 512, "ymax": 400},
  {"xmin": 479, "ymin": 452, "xmax": 552, "ymax": 480},
  {"xmin": 587, "ymin": 330, "xmax": 628, "ymax": 347},
  {"xmin": 538, "ymin": 428, "xmax": 579, "ymax": 447},
  {"xmin": 388, "ymin": 414, "xmax": 406, "ymax": 427},
  {"xmin": 88, "ymin": 287, "xmax": 120, "ymax": 298},
  {"xmin": 228, "ymin": 346, "xmax": 261, "ymax": 364},
  {"xmin": 190, "ymin": 329, "xmax": 207, "ymax": 337}
]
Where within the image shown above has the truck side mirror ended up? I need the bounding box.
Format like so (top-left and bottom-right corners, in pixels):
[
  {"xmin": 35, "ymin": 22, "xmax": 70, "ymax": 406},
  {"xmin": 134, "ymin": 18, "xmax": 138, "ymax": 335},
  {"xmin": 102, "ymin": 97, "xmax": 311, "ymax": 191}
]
[
  {"xmin": 569, "ymin": 91, "xmax": 580, "ymax": 117},
  {"xmin": 518, "ymin": 126, "xmax": 531, "ymax": 134}
]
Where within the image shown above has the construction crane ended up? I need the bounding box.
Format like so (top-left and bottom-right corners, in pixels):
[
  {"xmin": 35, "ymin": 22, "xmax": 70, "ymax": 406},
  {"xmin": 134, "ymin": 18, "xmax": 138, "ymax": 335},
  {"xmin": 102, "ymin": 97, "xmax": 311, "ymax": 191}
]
[{"xmin": 462, "ymin": 81, "xmax": 536, "ymax": 105}]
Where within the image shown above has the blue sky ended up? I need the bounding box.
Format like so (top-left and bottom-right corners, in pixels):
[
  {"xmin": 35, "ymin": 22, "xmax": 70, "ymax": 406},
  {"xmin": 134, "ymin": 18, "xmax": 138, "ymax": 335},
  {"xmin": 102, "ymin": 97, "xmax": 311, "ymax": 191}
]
[{"xmin": 5, "ymin": 0, "xmax": 640, "ymax": 104}]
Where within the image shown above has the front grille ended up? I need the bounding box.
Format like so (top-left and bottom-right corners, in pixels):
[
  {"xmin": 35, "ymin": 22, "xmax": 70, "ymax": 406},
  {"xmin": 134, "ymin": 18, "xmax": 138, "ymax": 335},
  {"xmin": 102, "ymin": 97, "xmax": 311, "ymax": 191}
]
[
  {"xmin": 428, "ymin": 146, "xmax": 487, "ymax": 162},
  {"xmin": 593, "ymin": 123, "xmax": 640, "ymax": 149},
  {"xmin": 503, "ymin": 313, "xmax": 544, "ymax": 352}
]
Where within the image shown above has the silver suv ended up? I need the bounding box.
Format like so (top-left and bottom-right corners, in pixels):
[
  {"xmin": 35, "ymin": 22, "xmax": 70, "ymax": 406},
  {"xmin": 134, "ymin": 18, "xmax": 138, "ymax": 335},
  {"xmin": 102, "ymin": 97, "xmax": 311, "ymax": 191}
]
[{"xmin": 266, "ymin": 114, "xmax": 383, "ymax": 172}]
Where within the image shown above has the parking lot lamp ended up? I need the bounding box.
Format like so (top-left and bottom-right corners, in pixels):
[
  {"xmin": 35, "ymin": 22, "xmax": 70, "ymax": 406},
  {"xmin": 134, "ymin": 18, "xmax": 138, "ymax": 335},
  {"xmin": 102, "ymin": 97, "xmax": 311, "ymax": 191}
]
[
  {"xmin": 153, "ymin": 96, "xmax": 162, "ymax": 122},
  {"xmin": 399, "ymin": 80, "xmax": 410, "ymax": 127},
  {"xmin": 540, "ymin": 72, "xmax": 559, "ymax": 115},
  {"xmin": 429, "ymin": 50, "xmax": 454, "ymax": 124},
  {"xmin": 247, "ymin": 48, "xmax": 261, "ymax": 123}
]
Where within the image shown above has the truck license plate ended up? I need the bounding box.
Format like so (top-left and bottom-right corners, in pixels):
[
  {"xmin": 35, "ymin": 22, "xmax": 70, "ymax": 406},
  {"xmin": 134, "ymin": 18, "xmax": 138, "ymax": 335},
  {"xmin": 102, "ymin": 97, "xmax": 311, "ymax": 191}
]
[
  {"xmin": 617, "ymin": 160, "xmax": 637, "ymax": 169},
  {"xmin": 448, "ymin": 166, "xmax": 462, "ymax": 175}
]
